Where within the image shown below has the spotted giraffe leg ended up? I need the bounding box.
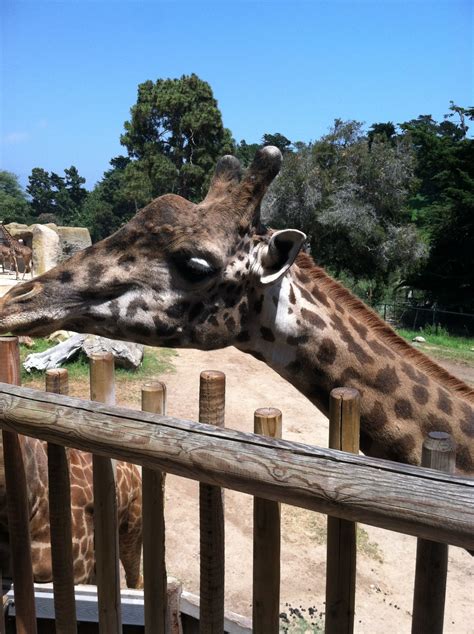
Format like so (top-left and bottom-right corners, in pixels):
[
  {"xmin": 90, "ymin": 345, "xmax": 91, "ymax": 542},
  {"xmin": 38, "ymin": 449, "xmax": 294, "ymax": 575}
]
[{"xmin": 118, "ymin": 464, "xmax": 143, "ymax": 589}]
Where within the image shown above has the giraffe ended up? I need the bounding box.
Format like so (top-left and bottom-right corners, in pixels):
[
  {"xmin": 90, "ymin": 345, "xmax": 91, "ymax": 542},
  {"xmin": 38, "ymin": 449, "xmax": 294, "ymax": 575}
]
[
  {"xmin": 0, "ymin": 434, "xmax": 143, "ymax": 587},
  {"xmin": 0, "ymin": 225, "xmax": 33, "ymax": 280},
  {"xmin": 0, "ymin": 146, "xmax": 472, "ymax": 475},
  {"xmin": 0, "ymin": 244, "xmax": 14, "ymax": 274}
]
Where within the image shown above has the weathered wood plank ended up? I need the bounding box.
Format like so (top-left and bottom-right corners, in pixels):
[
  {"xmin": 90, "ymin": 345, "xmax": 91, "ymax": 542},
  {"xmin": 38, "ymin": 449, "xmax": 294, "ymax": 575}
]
[
  {"xmin": 141, "ymin": 381, "xmax": 167, "ymax": 634},
  {"xmin": 199, "ymin": 370, "xmax": 225, "ymax": 634},
  {"xmin": 89, "ymin": 353, "xmax": 122, "ymax": 633},
  {"xmin": 45, "ymin": 368, "xmax": 78, "ymax": 634},
  {"xmin": 253, "ymin": 408, "xmax": 282, "ymax": 634},
  {"xmin": 0, "ymin": 337, "xmax": 37, "ymax": 634},
  {"xmin": 0, "ymin": 383, "xmax": 472, "ymax": 549},
  {"xmin": 411, "ymin": 432, "xmax": 456, "ymax": 634},
  {"xmin": 325, "ymin": 388, "xmax": 360, "ymax": 634}
]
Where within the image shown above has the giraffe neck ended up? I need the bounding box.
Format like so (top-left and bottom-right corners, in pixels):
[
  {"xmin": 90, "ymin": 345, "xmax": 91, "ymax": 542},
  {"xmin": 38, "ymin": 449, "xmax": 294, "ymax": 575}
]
[{"xmin": 238, "ymin": 254, "xmax": 474, "ymax": 474}]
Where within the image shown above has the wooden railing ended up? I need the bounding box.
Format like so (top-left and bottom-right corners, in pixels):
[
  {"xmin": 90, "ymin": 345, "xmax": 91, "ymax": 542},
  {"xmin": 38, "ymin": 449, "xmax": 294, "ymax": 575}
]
[{"xmin": 0, "ymin": 336, "xmax": 473, "ymax": 633}]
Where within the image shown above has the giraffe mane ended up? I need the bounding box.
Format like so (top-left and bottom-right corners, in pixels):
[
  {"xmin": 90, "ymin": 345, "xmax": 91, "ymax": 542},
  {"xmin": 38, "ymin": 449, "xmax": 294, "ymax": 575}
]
[{"xmin": 295, "ymin": 252, "xmax": 474, "ymax": 404}]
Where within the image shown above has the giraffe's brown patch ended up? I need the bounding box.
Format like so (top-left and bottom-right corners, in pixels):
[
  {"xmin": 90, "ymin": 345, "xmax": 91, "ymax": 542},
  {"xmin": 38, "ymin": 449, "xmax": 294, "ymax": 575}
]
[
  {"xmin": 373, "ymin": 366, "xmax": 400, "ymax": 394},
  {"xmin": 310, "ymin": 284, "xmax": 330, "ymax": 307},
  {"xmin": 129, "ymin": 322, "xmax": 153, "ymax": 338},
  {"xmin": 236, "ymin": 331, "xmax": 250, "ymax": 342},
  {"xmin": 394, "ymin": 398, "xmax": 413, "ymax": 419},
  {"xmin": 301, "ymin": 307, "xmax": 326, "ymax": 329},
  {"xmin": 189, "ymin": 302, "xmax": 204, "ymax": 321},
  {"xmin": 208, "ymin": 316, "xmax": 219, "ymax": 327},
  {"xmin": 58, "ymin": 270, "xmax": 74, "ymax": 283},
  {"xmin": 349, "ymin": 317, "xmax": 368, "ymax": 340},
  {"xmin": 335, "ymin": 303, "xmax": 345, "ymax": 314},
  {"xmin": 126, "ymin": 298, "xmax": 149, "ymax": 317},
  {"xmin": 108, "ymin": 299, "xmax": 121, "ymax": 322},
  {"xmin": 296, "ymin": 269, "xmax": 311, "ymax": 284},
  {"xmin": 297, "ymin": 284, "xmax": 317, "ymax": 305},
  {"xmin": 286, "ymin": 359, "xmax": 303, "ymax": 373},
  {"xmin": 254, "ymin": 295, "xmax": 264, "ymax": 314},
  {"xmin": 87, "ymin": 262, "xmax": 104, "ymax": 282},
  {"xmin": 261, "ymin": 326, "xmax": 275, "ymax": 342},
  {"xmin": 318, "ymin": 338, "xmax": 337, "ymax": 365},
  {"xmin": 289, "ymin": 285, "xmax": 296, "ymax": 305},
  {"xmin": 367, "ymin": 338, "xmax": 395, "ymax": 359},
  {"xmin": 400, "ymin": 362, "xmax": 429, "ymax": 386},
  {"xmin": 422, "ymin": 414, "xmax": 453, "ymax": 436},
  {"xmin": 118, "ymin": 253, "xmax": 136, "ymax": 265},
  {"xmin": 387, "ymin": 433, "xmax": 417, "ymax": 464},
  {"xmin": 166, "ymin": 300, "xmax": 191, "ymax": 319},
  {"xmin": 365, "ymin": 400, "xmax": 389, "ymax": 429},
  {"xmin": 460, "ymin": 403, "xmax": 474, "ymax": 437},
  {"xmin": 437, "ymin": 388, "xmax": 453, "ymax": 415},
  {"xmin": 336, "ymin": 366, "xmax": 362, "ymax": 387},
  {"xmin": 288, "ymin": 307, "xmax": 293, "ymax": 315},
  {"xmin": 413, "ymin": 384, "xmax": 429, "ymax": 405},
  {"xmin": 331, "ymin": 313, "xmax": 374, "ymax": 364},
  {"xmin": 225, "ymin": 316, "xmax": 236, "ymax": 331},
  {"xmin": 456, "ymin": 444, "xmax": 473, "ymax": 472},
  {"xmin": 287, "ymin": 334, "xmax": 309, "ymax": 346}
]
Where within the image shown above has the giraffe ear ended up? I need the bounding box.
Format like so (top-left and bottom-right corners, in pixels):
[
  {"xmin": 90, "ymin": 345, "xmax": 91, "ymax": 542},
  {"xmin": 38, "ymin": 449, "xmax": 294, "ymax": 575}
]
[{"xmin": 259, "ymin": 229, "xmax": 306, "ymax": 285}]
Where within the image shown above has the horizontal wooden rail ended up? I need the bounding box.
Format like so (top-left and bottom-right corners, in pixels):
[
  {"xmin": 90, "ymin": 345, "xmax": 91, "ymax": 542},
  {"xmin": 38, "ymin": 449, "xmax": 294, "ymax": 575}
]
[{"xmin": 0, "ymin": 383, "xmax": 473, "ymax": 550}]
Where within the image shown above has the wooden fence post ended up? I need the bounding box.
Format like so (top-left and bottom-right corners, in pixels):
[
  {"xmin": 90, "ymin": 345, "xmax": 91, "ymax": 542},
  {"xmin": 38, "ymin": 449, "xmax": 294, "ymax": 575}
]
[
  {"xmin": 325, "ymin": 387, "xmax": 360, "ymax": 634},
  {"xmin": 89, "ymin": 353, "xmax": 122, "ymax": 633},
  {"xmin": 45, "ymin": 368, "xmax": 77, "ymax": 634},
  {"xmin": 252, "ymin": 408, "xmax": 282, "ymax": 634},
  {"xmin": 199, "ymin": 371, "xmax": 225, "ymax": 634},
  {"xmin": 0, "ymin": 336, "xmax": 37, "ymax": 634},
  {"xmin": 411, "ymin": 431, "xmax": 456, "ymax": 634},
  {"xmin": 141, "ymin": 381, "xmax": 167, "ymax": 634}
]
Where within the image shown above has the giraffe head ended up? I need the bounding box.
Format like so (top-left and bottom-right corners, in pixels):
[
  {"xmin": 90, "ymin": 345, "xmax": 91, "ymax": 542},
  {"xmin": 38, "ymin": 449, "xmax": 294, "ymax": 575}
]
[{"xmin": 0, "ymin": 147, "xmax": 305, "ymax": 349}]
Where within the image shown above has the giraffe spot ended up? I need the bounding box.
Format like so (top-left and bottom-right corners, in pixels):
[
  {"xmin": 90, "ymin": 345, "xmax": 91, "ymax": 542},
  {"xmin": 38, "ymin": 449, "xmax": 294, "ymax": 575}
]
[
  {"xmin": 349, "ymin": 317, "xmax": 368, "ymax": 340},
  {"xmin": 126, "ymin": 298, "xmax": 149, "ymax": 317},
  {"xmin": 301, "ymin": 307, "xmax": 326, "ymax": 329},
  {"xmin": 87, "ymin": 262, "xmax": 104, "ymax": 282},
  {"xmin": 296, "ymin": 270, "xmax": 311, "ymax": 284},
  {"xmin": 166, "ymin": 301, "xmax": 191, "ymax": 319},
  {"xmin": 297, "ymin": 284, "xmax": 317, "ymax": 305},
  {"xmin": 58, "ymin": 270, "xmax": 74, "ymax": 283},
  {"xmin": 367, "ymin": 338, "xmax": 395, "ymax": 359},
  {"xmin": 254, "ymin": 295, "xmax": 264, "ymax": 314},
  {"xmin": 365, "ymin": 400, "xmax": 389, "ymax": 430},
  {"xmin": 236, "ymin": 331, "xmax": 250, "ymax": 342},
  {"xmin": 189, "ymin": 302, "xmax": 204, "ymax": 321},
  {"xmin": 129, "ymin": 322, "xmax": 153, "ymax": 338},
  {"xmin": 387, "ymin": 433, "xmax": 417, "ymax": 464},
  {"xmin": 412, "ymin": 385, "xmax": 429, "ymax": 405},
  {"xmin": 335, "ymin": 303, "xmax": 345, "ymax": 314},
  {"xmin": 287, "ymin": 334, "xmax": 309, "ymax": 346},
  {"xmin": 318, "ymin": 338, "xmax": 337, "ymax": 365},
  {"xmin": 373, "ymin": 366, "xmax": 400, "ymax": 394},
  {"xmin": 460, "ymin": 406, "xmax": 474, "ymax": 437},
  {"xmin": 208, "ymin": 316, "xmax": 219, "ymax": 327},
  {"xmin": 456, "ymin": 444, "xmax": 473, "ymax": 473},
  {"xmin": 286, "ymin": 360, "xmax": 302, "ymax": 373},
  {"xmin": 289, "ymin": 285, "xmax": 296, "ymax": 305},
  {"xmin": 336, "ymin": 366, "xmax": 361, "ymax": 387},
  {"xmin": 225, "ymin": 316, "xmax": 236, "ymax": 331},
  {"xmin": 437, "ymin": 388, "xmax": 453, "ymax": 415},
  {"xmin": 394, "ymin": 398, "xmax": 413, "ymax": 419},
  {"xmin": 109, "ymin": 300, "xmax": 121, "ymax": 321},
  {"xmin": 422, "ymin": 414, "xmax": 453, "ymax": 437},
  {"xmin": 118, "ymin": 254, "xmax": 136, "ymax": 265},
  {"xmin": 288, "ymin": 307, "xmax": 293, "ymax": 315},
  {"xmin": 250, "ymin": 350, "xmax": 266, "ymax": 362},
  {"xmin": 401, "ymin": 362, "xmax": 429, "ymax": 387},
  {"xmin": 260, "ymin": 326, "xmax": 275, "ymax": 342},
  {"xmin": 311, "ymin": 284, "xmax": 330, "ymax": 307}
]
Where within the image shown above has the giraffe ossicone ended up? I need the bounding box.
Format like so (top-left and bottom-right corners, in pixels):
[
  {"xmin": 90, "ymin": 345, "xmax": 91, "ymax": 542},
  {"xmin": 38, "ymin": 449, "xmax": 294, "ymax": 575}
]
[{"xmin": 0, "ymin": 145, "xmax": 473, "ymax": 475}]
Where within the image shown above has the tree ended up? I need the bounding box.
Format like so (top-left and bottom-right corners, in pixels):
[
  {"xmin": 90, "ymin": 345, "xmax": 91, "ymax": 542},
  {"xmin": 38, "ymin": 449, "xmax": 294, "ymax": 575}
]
[
  {"xmin": 0, "ymin": 171, "xmax": 31, "ymax": 224},
  {"xmin": 27, "ymin": 166, "xmax": 88, "ymax": 225},
  {"xmin": 121, "ymin": 74, "xmax": 233, "ymax": 201},
  {"xmin": 262, "ymin": 132, "xmax": 293, "ymax": 153}
]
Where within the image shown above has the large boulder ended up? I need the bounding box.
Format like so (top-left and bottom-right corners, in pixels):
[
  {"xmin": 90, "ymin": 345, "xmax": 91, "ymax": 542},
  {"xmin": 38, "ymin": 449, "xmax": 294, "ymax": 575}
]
[
  {"xmin": 56, "ymin": 227, "xmax": 92, "ymax": 262},
  {"xmin": 83, "ymin": 335, "xmax": 144, "ymax": 370},
  {"xmin": 31, "ymin": 224, "xmax": 61, "ymax": 275}
]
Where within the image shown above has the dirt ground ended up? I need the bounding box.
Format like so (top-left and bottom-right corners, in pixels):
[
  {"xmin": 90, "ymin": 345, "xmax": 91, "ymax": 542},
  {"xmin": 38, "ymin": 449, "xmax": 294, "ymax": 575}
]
[{"xmin": 128, "ymin": 346, "xmax": 472, "ymax": 634}]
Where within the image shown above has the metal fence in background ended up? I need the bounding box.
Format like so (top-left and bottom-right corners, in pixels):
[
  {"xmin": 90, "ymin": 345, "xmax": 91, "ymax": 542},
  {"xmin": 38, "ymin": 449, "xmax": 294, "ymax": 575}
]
[{"xmin": 377, "ymin": 303, "xmax": 474, "ymax": 337}]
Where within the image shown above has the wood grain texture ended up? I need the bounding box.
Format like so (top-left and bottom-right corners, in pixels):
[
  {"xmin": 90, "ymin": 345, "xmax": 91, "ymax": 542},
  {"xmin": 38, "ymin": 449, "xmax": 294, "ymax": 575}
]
[
  {"xmin": 253, "ymin": 408, "xmax": 282, "ymax": 634},
  {"xmin": 411, "ymin": 432, "xmax": 456, "ymax": 634},
  {"xmin": 325, "ymin": 388, "xmax": 361, "ymax": 634},
  {"xmin": 89, "ymin": 354, "xmax": 122, "ymax": 633},
  {"xmin": 46, "ymin": 369, "xmax": 78, "ymax": 634},
  {"xmin": 141, "ymin": 381, "xmax": 167, "ymax": 634},
  {"xmin": 199, "ymin": 371, "xmax": 225, "ymax": 634},
  {"xmin": 0, "ymin": 337, "xmax": 37, "ymax": 634},
  {"xmin": 0, "ymin": 383, "xmax": 472, "ymax": 549}
]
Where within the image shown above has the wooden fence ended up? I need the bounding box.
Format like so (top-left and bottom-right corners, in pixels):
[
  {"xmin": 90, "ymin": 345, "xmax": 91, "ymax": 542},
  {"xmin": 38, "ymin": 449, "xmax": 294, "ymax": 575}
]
[{"xmin": 0, "ymin": 335, "xmax": 473, "ymax": 633}]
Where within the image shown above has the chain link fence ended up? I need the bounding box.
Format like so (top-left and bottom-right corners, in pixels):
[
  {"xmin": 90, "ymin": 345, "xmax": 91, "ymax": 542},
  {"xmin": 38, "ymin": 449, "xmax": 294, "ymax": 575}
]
[{"xmin": 376, "ymin": 303, "xmax": 474, "ymax": 337}]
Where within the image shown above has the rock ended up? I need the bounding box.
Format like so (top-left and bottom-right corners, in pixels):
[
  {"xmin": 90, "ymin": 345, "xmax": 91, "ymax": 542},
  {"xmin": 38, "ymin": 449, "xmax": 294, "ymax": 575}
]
[
  {"xmin": 47, "ymin": 330, "xmax": 75, "ymax": 343},
  {"xmin": 56, "ymin": 227, "xmax": 92, "ymax": 263},
  {"xmin": 412, "ymin": 336, "xmax": 426, "ymax": 343},
  {"xmin": 83, "ymin": 335, "xmax": 144, "ymax": 370},
  {"xmin": 18, "ymin": 336, "xmax": 35, "ymax": 348},
  {"xmin": 23, "ymin": 334, "xmax": 86, "ymax": 372},
  {"xmin": 31, "ymin": 224, "xmax": 61, "ymax": 275}
]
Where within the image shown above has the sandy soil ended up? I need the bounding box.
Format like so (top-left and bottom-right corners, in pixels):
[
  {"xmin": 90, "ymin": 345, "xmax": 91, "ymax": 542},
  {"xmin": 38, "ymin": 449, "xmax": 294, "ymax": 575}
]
[{"xmin": 136, "ymin": 346, "xmax": 473, "ymax": 634}]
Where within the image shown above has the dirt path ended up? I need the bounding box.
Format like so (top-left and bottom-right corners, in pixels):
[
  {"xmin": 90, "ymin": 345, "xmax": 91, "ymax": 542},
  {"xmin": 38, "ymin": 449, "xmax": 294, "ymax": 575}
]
[{"xmin": 154, "ymin": 347, "xmax": 473, "ymax": 633}]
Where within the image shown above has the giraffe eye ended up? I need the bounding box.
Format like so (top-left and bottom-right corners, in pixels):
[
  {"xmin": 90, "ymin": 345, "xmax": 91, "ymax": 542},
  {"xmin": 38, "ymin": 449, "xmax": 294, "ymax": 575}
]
[{"xmin": 172, "ymin": 253, "xmax": 219, "ymax": 283}]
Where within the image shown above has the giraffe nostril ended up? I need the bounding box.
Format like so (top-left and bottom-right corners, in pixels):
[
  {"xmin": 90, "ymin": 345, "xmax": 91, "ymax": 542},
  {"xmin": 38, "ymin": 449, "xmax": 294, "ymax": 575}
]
[{"xmin": 8, "ymin": 282, "xmax": 40, "ymax": 301}]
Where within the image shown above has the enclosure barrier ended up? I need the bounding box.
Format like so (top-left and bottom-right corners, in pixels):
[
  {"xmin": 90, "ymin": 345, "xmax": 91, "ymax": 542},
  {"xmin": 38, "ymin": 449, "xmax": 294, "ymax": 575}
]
[{"xmin": 0, "ymin": 336, "xmax": 473, "ymax": 634}]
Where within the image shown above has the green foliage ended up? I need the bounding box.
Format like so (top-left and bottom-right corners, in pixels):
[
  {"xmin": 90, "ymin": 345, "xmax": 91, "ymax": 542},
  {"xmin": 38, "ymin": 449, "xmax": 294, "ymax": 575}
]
[
  {"xmin": 0, "ymin": 171, "xmax": 31, "ymax": 224},
  {"xmin": 26, "ymin": 165, "xmax": 89, "ymax": 226},
  {"xmin": 397, "ymin": 327, "xmax": 474, "ymax": 363},
  {"xmin": 121, "ymin": 73, "xmax": 233, "ymax": 202},
  {"xmin": 280, "ymin": 605, "xmax": 324, "ymax": 633}
]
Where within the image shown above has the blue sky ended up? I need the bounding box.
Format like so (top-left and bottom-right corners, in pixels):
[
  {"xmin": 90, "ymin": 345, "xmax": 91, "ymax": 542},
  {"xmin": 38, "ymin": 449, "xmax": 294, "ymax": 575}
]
[{"xmin": 1, "ymin": 0, "xmax": 473, "ymax": 189}]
